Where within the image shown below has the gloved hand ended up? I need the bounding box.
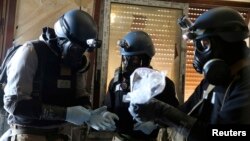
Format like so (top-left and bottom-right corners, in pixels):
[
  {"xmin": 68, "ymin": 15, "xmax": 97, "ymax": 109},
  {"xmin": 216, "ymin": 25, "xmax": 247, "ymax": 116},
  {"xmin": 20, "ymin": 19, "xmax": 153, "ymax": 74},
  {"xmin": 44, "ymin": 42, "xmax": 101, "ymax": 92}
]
[
  {"xmin": 66, "ymin": 106, "xmax": 91, "ymax": 125},
  {"xmin": 133, "ymin": 121, "xmax": 158, "ymax": 135},
  {"xmin": 87, "ymin": 106, "xmax": 118, "ymax": 131},
  {"xmin": 129, "ymin": 98, "xmax": 197, "ymax": 137},
  {"xmin": 128, "ymin": 98, "xmax": 160, "ymax": 122},
  {"xmin": 102, "ymin": 111, "xmax": 119, "ymax": 131}
]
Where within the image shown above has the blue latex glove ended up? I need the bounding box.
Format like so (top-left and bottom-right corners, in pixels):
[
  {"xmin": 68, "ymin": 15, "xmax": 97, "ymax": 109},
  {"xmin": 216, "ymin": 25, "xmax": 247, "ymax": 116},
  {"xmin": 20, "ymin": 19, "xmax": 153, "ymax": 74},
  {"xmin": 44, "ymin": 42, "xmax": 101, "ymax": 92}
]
[
  {"xmin": 66, "ymin": 106, "xmax": 91, "ymax": 125},
  {"xmin": 87, "ymin": 106, "xmax": 118, "ymax": 131},
  {"xmin": 133, "ymin": 121, "xmax": 158, "ymax": 135},
  {"xmin": 102, "ymin": 111, "xmax": 119, "ymax": 131}
]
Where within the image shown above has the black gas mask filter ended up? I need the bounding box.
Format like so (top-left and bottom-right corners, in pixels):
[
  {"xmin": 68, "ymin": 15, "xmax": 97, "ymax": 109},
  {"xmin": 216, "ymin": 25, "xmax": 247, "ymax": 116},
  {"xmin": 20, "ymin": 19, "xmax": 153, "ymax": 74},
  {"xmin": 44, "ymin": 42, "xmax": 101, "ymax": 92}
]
[
  {"xmin": 203, "ymin": 59, "xmax": 231, "ymax": 85},
  {"xmin": 58, "ymin": 39, "xmax": 86, "ymax": 72},
  {"xmin": 58, "ymin": 38, "xmax": 101, "ymax": 73}
]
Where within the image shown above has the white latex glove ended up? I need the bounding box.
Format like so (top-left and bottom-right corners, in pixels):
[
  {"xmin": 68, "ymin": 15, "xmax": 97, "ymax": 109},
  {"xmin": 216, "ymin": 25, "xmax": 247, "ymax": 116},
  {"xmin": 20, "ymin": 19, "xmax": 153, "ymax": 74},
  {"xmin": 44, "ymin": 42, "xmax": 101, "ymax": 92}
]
[
  {"xmin": 87, "ymin": 106, "xmax": 115, "ymax": 131},
  {"xmin": 102, "ymin": 111, "xmax": 119, "ymax": 131},
  {"xmin": 66, "ymin": 106, "xmax": 91, "ymax": 125},
  {"xmin": 133, "ymin": 121, "xmax": 158, "ymax": 135}
]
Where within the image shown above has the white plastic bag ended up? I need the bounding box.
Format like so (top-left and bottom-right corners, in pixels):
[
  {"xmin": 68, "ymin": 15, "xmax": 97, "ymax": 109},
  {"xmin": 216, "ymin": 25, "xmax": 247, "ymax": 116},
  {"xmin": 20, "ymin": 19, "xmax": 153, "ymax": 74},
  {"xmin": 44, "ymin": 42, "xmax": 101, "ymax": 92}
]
[{"xmin": 124, "ymin": 67, "xmax": 166, "ymax": 104}]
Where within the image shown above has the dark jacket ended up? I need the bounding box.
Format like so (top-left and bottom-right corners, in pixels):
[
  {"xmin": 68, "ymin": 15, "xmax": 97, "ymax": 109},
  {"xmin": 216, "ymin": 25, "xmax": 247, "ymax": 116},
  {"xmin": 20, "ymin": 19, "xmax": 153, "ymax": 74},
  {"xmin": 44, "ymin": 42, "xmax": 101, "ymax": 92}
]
[
  {"xmin": 104, "ymin": 68, "xmax": 179, "ymax": 140},
  {"xmin": 181, "ymin": 65, "xmax": 250, "ymax": 141}
]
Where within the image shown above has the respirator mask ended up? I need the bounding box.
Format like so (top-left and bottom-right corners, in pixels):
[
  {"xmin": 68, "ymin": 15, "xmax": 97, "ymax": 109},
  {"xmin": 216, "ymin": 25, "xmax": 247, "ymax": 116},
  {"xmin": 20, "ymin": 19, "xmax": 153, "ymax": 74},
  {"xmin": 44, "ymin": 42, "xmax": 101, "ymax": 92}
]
[
  {"xmin": 122, "ymin": 55, "xmax": 143, "ymax": 78},
  {"xmin": 59, "ymin": 38, "xmax": 101, "ymax": 73},
  {"xmin": 54, "ymin": 10, "xmax": 102, "ymax": 73},
  {"xmin": 178, "ymin": 16, "xmax": 231, "ymax": 85},
  {"xmin": 118, "ymin": 39, "xmax": 151, "ymax": 79}
]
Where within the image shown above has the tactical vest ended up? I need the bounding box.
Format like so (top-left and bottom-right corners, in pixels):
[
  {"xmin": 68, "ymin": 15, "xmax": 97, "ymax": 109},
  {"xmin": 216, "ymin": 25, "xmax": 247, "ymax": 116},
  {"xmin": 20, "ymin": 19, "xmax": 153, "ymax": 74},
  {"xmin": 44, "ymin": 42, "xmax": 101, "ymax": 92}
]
[
  {"xmin": 33, "ymin": 41, "xmax": 77, "ymax": 106},
  {"xmin": 13, "ymin": 40, "xmax": 78, "ymax": 127}
]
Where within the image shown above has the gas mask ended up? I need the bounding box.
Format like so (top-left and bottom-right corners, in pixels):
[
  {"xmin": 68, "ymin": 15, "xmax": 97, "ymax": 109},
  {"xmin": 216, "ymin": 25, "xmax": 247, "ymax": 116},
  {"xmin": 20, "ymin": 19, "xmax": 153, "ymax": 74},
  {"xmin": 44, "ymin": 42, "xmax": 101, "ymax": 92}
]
[
  {"xmin": 178, "ymin": 7, "xmax": 250, "ymax": 85},
  {"xmin": 58, "ymin": 38, "xmax": 101, "ymax": 73},
  {"xmin": 54, "ymin": 9, "xmax": 102, "ymax": 73},
  {"xmin": 203, "ymin": 59, "xmax": 231, "ymax": 85},
  {"xmin": 122, "ymin": 55, "xmax": 143, "ymax": 78},
  {"xmin": 178, "ymin": 16, "xmax": 232, "ymax": 85},
  {"xmin": 118, "ymin": 38, "xmax": 152, "ymax": 79},
  {"xmin": 193, "ymin": 38, "xmax": 213, "ymax": 73}
]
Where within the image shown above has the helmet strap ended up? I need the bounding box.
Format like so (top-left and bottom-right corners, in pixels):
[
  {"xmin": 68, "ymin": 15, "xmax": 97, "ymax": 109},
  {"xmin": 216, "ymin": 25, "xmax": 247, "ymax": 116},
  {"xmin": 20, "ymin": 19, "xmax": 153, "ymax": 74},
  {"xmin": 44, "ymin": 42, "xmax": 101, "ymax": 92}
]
[{"xmin": 118, "ymin": 56, "xmax": 123, "ymax": 82}]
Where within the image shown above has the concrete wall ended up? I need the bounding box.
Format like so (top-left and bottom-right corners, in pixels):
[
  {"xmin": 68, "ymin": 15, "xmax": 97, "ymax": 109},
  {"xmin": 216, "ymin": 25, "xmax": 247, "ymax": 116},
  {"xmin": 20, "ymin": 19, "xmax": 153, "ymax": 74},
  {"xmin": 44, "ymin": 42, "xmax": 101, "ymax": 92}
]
[{"xmin": 14, "ymin": 0, "xmax": 94, "ymax": 45}]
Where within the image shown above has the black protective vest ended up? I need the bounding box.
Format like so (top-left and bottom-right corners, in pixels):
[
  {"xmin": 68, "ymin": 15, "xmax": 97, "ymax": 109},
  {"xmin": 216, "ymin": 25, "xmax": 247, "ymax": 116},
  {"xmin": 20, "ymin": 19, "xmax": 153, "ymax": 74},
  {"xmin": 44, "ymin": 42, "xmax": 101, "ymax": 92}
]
[
  {"xmin": 32, "ymin": 40, "xmax": 77, "ymax": 106},
  {"xmin": 12, "ymin": 40, "xmax": 78, "ymax": 127}
]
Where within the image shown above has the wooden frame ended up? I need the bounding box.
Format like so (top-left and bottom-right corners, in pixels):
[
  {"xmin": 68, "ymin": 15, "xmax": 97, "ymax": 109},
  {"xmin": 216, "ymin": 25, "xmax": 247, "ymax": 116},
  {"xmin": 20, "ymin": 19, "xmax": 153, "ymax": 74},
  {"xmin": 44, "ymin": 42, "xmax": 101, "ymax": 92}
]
[
  {"xmin": 159, "ymin": 0, "xmax": 250, "ymax": 8},
  {"xmin": 0, "ymin": 0, "xmax": 17, "ymax": 62}
]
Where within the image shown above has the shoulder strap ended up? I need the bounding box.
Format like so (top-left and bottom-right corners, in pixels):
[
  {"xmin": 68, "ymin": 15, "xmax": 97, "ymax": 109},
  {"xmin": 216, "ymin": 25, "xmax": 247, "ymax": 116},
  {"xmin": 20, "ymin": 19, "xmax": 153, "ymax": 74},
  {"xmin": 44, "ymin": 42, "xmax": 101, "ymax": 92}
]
[
  {"xmin": 29, "ymin": 40, "xmax": 49, "ymax": 100},
  {"xmin": 109, "ymin": 80, "xmax": 117, "ymax": 110},
  {"xmin": 188, "ymin": 84, "xmax": 215, "ymax": 115},
  {"xmin": 31, "ymin": 40, "xmax": 48, "ymax": 50}
]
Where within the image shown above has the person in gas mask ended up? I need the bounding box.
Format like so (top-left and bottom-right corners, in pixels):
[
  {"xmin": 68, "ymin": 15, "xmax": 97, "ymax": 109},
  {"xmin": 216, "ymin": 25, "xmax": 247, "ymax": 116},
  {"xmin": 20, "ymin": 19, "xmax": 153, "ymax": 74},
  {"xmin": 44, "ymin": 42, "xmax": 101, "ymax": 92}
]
[
  {"xmin": 0, "ymin": 9, "xmax": 118, "ymax": 141},
  {"xmin": 104, "ymin": 30, "xmax": 179, "ymax": 141},
  {"xmin": 128, "ymin": 7, "xmax": 250, "ymax": 141}
]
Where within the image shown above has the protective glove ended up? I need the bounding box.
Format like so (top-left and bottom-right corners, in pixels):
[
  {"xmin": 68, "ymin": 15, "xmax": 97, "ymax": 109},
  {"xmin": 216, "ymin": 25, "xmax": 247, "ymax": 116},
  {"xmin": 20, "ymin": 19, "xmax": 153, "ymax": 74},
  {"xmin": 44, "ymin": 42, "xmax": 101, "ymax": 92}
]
[
  {"xmin": 129, "ymin": 98, "xmax": 197, "ymax": 137},
  {"xmin": 133, "ymin": 121, "xmax": 158, "ymax": 135},
  {"xmin": 87, "ymin": 106, "xmax": 118, "ymax": 131},
  {"xmin": 102, "ymin": 111, "xmax": 119, "ymax": 131},
  {"xmin": 66, "ymin": 106, "xmax": 91, "ymax": 125}
]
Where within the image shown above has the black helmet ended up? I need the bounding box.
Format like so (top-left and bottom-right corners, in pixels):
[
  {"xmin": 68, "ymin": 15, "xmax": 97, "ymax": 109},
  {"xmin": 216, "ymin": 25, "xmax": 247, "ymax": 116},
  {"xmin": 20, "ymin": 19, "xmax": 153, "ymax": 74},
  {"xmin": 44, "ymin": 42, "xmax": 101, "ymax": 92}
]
[
  {"xmin": 189, "ymin": 7, "xmax": 249, "ymax": 42},
  {"xmin": 119, "ymin": 30, "xmax": 155, "ymax": 58},
  {"xmin": 54, "ymin": 9, "xmax": 98, "ymax": 46}
]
